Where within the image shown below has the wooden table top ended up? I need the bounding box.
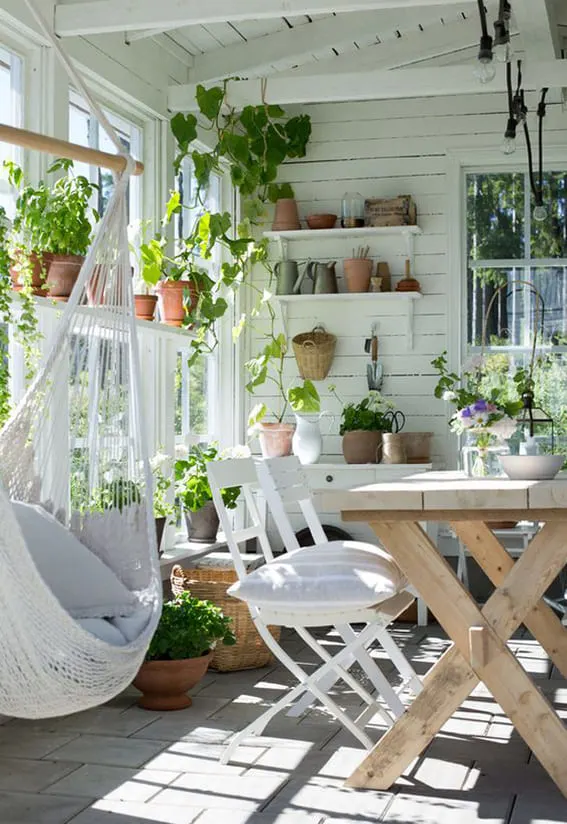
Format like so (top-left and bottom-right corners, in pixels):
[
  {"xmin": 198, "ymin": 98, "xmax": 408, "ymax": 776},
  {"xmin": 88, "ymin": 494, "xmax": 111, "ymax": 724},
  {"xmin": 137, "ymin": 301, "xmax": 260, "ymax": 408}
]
[{"xmin": 319, "ymin": 470, "xmax": 567, "ymax": 521}]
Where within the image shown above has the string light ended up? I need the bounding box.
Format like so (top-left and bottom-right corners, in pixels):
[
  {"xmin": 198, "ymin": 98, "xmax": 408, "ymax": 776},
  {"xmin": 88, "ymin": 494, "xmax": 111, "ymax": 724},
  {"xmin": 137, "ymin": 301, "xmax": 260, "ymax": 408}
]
[
  {"xmin": 493, "ymin": 0, "xmax": 513, "ymax": 63},
  {"xmin": 474, "ymin": 1, "xmax": 496, "ymax": 83}
]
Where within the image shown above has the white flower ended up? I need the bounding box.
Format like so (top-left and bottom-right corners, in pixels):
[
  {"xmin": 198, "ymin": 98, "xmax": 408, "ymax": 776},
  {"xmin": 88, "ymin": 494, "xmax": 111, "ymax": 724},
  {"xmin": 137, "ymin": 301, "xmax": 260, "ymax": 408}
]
[
  {"xmin": 221, "ymin": 444, "xmax": 251, "ymax": 459},
  {"xmin": 150, "ymin": 451, "xmax": 170, "ymax": 473},
  {"xmin": 442, "ymin": 390, "xmax": 457, "ymax": 402},
  {"xmin": 175, "ymin": 443, "xmax": 188, "ymax": 460},
  {"xmin": 489, "ymin": 416, "xmax": 517, "ymax": 441}
]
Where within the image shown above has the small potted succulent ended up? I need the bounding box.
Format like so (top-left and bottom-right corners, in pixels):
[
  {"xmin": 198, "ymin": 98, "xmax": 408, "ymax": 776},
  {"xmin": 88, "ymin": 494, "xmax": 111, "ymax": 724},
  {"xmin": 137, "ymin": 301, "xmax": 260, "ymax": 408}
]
[
  {"xmin": 5, "ymin": 158, "xmax": 97, "ymax": 301},
  {"xmin": 133, "ymin": 590, "xmax": 235, "ymax": 710},
  {"xmin": 334, "ymin": 389, "xmax": 396, "ymax": 464},
  {"xmin": 175, "ymin": 444, "xmax": 240, "ymax": 543}
]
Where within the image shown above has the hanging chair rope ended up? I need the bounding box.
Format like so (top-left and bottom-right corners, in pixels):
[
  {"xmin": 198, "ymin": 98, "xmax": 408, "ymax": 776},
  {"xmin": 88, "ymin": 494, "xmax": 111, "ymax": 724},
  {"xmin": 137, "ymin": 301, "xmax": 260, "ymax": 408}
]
[{"xmin": 0, "ymin": 0, "xmax": 162, "ymax": 720}]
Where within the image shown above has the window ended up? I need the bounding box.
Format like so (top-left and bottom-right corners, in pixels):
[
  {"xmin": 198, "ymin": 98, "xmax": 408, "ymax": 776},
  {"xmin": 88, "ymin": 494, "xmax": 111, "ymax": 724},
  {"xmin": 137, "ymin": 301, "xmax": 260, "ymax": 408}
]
[
  {"xmin": 68, "ymin": 90, "xmax": 142, "ymax": 221},
  {"xmin": 466, "ymin": 170, "xmax": 567, "ymax": 449},
  {"xmin": 174, "ymin": 158, "xmax": 224, "ymax": 452},
  {"xmin": 0, "ymin": 44, "xmax": 23, "ymax": 216}
]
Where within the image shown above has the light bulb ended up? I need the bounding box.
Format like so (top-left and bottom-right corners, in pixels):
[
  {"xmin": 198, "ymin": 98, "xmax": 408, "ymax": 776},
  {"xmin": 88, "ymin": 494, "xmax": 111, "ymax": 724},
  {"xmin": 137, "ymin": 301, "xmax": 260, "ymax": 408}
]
[
  {"xmin": 533, "ymin": 203, "xmax": 547, "ymax": 222},
  {"xmin": 501, "ymin": 136, "xmax": 516, "ymax": 155},
  {"xmin": 474, "ymin": 59, "xmax": 496, "ymax": 84},
  {"xmin": 494, "ymin": 41, "xmax": 513, "ymax": 63}
]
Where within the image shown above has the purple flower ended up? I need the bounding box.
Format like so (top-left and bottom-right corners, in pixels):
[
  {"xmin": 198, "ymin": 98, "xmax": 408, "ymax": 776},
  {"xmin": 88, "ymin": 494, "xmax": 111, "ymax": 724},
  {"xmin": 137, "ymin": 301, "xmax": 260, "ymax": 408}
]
[
  {"xmin": 472, "ymin": 398, "xmax": 488, "ymax": 412},
  {"xmin": 459, "ymin": 407, "xmax": 473, "ymax": 419}
]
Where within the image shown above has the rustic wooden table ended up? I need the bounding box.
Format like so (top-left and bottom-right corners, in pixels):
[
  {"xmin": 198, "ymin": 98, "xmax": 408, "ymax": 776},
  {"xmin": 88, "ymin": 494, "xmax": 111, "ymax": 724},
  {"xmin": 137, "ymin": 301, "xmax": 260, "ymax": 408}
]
[{"xmin": 321, "ymin": 470, "xmax": 567, "ymax": 797}]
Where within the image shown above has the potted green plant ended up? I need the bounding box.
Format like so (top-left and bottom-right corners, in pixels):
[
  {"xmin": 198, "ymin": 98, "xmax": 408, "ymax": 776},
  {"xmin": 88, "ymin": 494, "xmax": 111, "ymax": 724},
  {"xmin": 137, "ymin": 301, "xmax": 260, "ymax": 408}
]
[
  {"xmin": 150, "ymin": 451, "xmax": 175, "ymax": 555},
  {"xmin": 133, "ymin": 590, "xmax": 235, "ymax": 710},
  {"xmin": 175, "ymin": 444, "xmax": 240, "ymax": 543},
  {"xmin": 334, "ymin": 389, "xmax": 396, "ymax": 464},
  {"xmin": 5, "ymin": 158, "xmax": 98, "ymax": 301},
  {"xmin": 128, "ymin": 220, "xmax": 164, "ymax": 321}
]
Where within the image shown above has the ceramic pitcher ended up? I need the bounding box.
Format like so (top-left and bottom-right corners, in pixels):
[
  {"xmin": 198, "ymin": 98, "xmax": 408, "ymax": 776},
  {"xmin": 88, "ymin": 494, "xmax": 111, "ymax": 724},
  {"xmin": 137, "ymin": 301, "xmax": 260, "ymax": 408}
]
[
  {"xmin": 274, "ymin": 260, "xmax": 300, "ymax": 295},
  {"xmin": 292, "ymin": 413, "xmax": 324, "ymax": 464}
]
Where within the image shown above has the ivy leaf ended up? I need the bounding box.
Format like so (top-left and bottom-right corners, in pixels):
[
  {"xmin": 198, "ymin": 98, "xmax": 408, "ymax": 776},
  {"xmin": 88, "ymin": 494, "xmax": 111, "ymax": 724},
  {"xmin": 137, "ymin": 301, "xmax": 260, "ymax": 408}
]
[
  {"xmin": 288, "ymin": 380, "xmax": 320, "ymax": 414},
  {"xmin": 223, "ymin": 133, "xmax": 250, "ymax": 165},
  {"xmin": 267, "ymin": 104, "xmax": 285, "ymax": 118},
  {"xmin": 285, "ymin": 114, "xmax": 312, "ymax": 158},
  {"xmin": 165, "ymin": 190, "xmax": 181, "ymax": 224},
  {"xmin": 170, "ymin": 112, "xmax": 198, "ymax": 149},
  {"xmin": 192, "ymin": 150, "xmax": 214, "ymax": 191},
  {"xmin": 267, "ymin": 182, "xmax": 294, "ymax": 203},
  {"xmin": 247, "ymin": 402, "xmax": 267, "ymax": 429},
  {"xmin": 196, "ymin": 84, "xmax": 224, "ymax": 121}
]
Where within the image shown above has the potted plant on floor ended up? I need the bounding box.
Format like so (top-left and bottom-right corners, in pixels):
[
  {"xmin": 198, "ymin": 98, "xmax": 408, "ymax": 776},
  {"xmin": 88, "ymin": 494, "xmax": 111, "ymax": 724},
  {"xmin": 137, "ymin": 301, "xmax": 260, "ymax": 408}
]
[
  {"xmin": 334, "ymin": 389, "xmax": 396, "ymax": 464},
  {"xmin": 133, "ymin": 590, "xmax": 235, "ymax": 710},
  {"xmin": 5, "ymin": 158, "xmax": 98, "ymax": 301},
  {"xmin": 175, "ymin": 444, "xmax": 240, "ymax": 543}
]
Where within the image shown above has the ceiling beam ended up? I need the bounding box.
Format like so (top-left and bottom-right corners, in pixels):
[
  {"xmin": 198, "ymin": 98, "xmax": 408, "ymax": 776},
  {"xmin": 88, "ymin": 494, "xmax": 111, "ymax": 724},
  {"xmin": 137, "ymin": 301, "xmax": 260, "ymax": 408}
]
[
  {"xmin": 54, "ymin": 0, "xmax": 478, "ymax": 37},
  {"xmin": 189, "ymin": 7, "xmax": 472, "ymax": 82},
  {"xmin": 168, "ymin": 59, "xmax": 567, "ymax": 110},
  {"xmin": 278, "ymin": 16, "xmax": 484, "ymax": 78},
  {"xmin": 512, "ymin": 0, "xmax": 561, "ymax": 59}
]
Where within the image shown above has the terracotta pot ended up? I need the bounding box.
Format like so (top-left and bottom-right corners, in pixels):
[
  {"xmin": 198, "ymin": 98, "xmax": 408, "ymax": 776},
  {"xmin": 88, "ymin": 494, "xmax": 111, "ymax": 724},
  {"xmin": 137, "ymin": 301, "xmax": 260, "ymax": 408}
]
[
  {"xmin": 343, "ymin": 258, "xmax": 373, "ymax": 293},
  {"xmin": 342, "ymin": 430, "xmax": 383, "ymax": 464},
  {"xmin": 399, "ymin": 432, "xmax": 433, "ymax": 464},
  {"xmin": 44, "ymin": 253, "xmax": 84, "ymax": 301},
  {"xmin": 9, "ymin": 250, "xmax": 48, "ymax": 296},
  {"xmin": 257, "ymin": 422, "xmax": 295, "ymax": 458},
  {"xmin": 133, "ymin": 651, "xmax": 213, "ymax": 711},
  {"xmin": 272, "ymin": 198, "xmax": 301, "ymax": 231},
  {"xmin": 156, "ymin": 280, "xmax": 198, "ymax": 327},
  {"xmin": 155, "ymin": 516, "xmax": 166, "ymax": 558},
  {"xmin": 185, "ymin": 501, "xmax": 220, "ymax": 543},
  {"xmin": 135, "ymin": 294, "xmax": 158, "ymax": 321}
]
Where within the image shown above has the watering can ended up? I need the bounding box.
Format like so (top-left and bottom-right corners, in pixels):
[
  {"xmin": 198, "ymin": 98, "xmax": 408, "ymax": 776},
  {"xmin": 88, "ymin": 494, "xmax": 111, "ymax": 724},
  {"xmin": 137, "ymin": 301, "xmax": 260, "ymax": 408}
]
[
  {"xmin": 294, "ymin": 261, "xmax": 338, "ymax": 295},
  {"xmin": 274, "ymin": 260, "xmax": 301, "ymax": 295}
]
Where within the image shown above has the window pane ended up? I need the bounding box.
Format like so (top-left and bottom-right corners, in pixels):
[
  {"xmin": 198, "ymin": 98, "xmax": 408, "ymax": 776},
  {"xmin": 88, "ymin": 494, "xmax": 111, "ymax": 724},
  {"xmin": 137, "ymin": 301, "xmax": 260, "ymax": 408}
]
[
  {"xmin": 467, "ymin": 172, "xmax": 524, "ymax": 261},
  {"xmin": 0, "ymin": 45, "xmax": 22, "ymax": 217},
  {"xmin": 531, "ymin": 265, "xmax": 567, "ymax": 344},
  {"xmin": 68, "ymin": 91, "xmax": 142, "ymax": 222},
  {"xmin": 175, "ymin": 350, "xmax": 211, "ymax": 443},
  {"xmin": 467, "ymin": 267, "xmax": 529, "ymax": 346},
  {"xmin": 531, "ymin": 172, "xmax": 567, "ymax": 259}
]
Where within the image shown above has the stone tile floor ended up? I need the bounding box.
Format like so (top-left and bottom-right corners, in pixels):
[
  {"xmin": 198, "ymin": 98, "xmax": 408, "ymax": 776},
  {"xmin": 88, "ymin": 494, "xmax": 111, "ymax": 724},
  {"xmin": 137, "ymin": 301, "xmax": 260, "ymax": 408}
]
[{"xmin": 1, "ymin": 623, "xmax": 566, "ymax": 823}]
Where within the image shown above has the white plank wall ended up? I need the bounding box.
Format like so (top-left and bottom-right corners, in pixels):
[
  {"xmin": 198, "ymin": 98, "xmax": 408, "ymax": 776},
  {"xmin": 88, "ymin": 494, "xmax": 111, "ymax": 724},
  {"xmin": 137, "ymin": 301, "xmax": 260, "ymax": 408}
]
[{"xmin": 246, "ymin": 90, "xmax": 567, "ymax": 468}]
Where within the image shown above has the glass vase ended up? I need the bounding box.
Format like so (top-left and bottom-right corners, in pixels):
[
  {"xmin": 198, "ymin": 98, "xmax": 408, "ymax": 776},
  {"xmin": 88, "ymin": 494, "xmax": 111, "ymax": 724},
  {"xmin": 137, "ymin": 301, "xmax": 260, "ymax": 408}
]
[{"xmin": 461, "ymin": 430, "xmax": 510, "ymax": 478}]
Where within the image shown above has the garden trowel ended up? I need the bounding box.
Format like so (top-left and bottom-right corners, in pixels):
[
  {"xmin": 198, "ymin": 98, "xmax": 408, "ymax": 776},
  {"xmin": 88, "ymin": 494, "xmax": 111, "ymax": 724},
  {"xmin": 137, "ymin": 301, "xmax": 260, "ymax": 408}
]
[{"xmin": 364, "ymin": 324, "xmax": 383, "ymax": 391}]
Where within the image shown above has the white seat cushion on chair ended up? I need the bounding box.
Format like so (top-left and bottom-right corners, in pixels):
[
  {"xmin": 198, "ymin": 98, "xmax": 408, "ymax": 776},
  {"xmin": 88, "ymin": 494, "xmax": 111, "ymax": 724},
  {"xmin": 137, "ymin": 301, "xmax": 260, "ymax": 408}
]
[
  {"xmin": 12, "ymin": 501, "xmax": 138, "ymax": 619},
  {"xmin": 228, "ymin": 540, "xmax": 407, "ymax": 612}
]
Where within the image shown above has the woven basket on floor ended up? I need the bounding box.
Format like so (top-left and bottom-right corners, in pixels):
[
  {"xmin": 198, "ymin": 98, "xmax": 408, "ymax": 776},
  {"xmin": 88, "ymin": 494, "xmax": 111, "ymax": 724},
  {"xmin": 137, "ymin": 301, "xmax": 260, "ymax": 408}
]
[
  {"xmin": 292, "ymin": 325, "xmax": 336, "ymax": 380},
  {"xmin": 170, "ymin": 564, "xmax": 281, "ymax": 672}
]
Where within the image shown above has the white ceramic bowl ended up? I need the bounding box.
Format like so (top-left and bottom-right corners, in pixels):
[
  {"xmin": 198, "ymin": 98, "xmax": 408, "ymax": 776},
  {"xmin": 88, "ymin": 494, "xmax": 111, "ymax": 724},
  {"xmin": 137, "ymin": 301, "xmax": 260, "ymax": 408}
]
[{"xmin": 499, "ymin": 454, "xmax": 565, "ymax": 481}]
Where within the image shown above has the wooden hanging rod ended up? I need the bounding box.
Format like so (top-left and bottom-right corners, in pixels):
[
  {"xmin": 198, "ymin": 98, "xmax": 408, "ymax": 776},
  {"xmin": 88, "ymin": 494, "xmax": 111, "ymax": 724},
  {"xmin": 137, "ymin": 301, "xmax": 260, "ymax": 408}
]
[{"xmin": 0, "ymin": 124, "xmax": 144, "ymax": 176}]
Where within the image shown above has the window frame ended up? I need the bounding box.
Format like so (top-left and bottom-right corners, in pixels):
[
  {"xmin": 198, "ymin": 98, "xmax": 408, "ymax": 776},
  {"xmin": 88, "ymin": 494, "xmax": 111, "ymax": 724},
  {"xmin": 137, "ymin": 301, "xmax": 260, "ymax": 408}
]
[{"xmin": 447, "ymin": 146, "xmax": 567, "ymax": 468}]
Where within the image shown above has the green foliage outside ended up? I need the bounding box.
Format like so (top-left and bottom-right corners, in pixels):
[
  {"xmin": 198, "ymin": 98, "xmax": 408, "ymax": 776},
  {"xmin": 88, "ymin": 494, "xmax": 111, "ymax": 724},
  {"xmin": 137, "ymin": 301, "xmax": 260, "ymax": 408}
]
[
  {"xmin": 0, "ymin": 208, "xmax": 12, "ymax": 425},
  {"xmin": 174, "ymin": 443, "xmax": 240, "ymax": 512},
  {"xmin": 146, "ymin": 591, "xmax": 235, "ymax": 661},
  {"xmin": 464, "ymin": 171, "xmax": 567, "ymax": 450}
]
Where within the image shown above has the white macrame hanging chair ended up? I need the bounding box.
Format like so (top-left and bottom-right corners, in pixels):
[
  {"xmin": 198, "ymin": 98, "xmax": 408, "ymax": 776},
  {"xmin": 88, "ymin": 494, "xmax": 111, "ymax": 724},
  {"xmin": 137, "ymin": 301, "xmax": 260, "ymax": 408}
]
[{"xmin": 0, "ymin": 0, "xmax": 162, "ymax": 719}]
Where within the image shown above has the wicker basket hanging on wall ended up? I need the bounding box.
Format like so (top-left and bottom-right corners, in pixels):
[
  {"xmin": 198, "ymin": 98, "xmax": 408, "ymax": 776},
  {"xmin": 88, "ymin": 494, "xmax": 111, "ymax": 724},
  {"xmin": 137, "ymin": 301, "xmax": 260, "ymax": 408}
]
[
  {"xmin": 170, "ymin": 564, "xmax": 280, "ymax": 672},
  {"xmin": 292, "ymin": 325, "xmax": 337, "ymax": 381}
]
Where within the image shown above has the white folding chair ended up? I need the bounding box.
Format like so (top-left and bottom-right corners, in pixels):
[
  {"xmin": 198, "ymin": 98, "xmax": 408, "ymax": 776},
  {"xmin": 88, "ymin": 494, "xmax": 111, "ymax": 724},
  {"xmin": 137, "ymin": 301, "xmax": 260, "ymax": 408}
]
[
  {"xmin": 207, "ymin": 457, "xmax": 418, "ymax": 764},
  {"xmin": 255, "ymin": 456, "xmax": 422, "ymax": 718}
]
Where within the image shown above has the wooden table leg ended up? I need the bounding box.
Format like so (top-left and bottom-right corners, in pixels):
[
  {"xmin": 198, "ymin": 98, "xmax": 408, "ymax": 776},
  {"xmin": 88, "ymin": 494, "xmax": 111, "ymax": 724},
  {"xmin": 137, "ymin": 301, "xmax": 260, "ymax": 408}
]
[
  {"xmin": 452, "ymin": 521, "xmax": 567, "ymax": 679},
  {"xmin": 347, "ymin": 520, "xmax": 567, "ymax": 795}
]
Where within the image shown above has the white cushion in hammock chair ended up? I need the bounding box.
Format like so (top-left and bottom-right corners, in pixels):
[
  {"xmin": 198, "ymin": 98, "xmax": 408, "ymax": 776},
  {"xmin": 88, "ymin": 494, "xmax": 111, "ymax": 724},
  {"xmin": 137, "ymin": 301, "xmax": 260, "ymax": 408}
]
[
  {"xmin": 12, "ymin": 501, "xmax": 138, "ymax": 619},
  {"xmin": 78, "ymin": 618, "xmax": 129, "ymax": 646},
  {"xmin": 78, "ymin": 605, "xmax": 154, "ymax": 647},
  {"xmin": 228, "ymin": 541, "xmax": 406, "ymax": 612}
]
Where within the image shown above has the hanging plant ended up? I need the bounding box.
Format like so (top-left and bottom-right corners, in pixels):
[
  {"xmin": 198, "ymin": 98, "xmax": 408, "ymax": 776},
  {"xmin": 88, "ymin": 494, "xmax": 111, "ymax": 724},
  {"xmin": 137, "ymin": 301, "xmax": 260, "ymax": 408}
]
[
  {"xmin": 0, "ymin": 207, "xmax": 12, "ymax": 425},
  {"xmin": 170, "ymin": 83, "xmax": 313, "ymax": 422}
]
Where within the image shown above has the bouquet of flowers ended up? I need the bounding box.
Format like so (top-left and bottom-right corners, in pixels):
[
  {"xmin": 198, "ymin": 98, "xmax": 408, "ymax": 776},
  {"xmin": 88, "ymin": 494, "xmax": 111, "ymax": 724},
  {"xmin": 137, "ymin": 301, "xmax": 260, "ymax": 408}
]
[{"xmin": 432, "ymin": 351, "xmax": 521, "ymax": 447}]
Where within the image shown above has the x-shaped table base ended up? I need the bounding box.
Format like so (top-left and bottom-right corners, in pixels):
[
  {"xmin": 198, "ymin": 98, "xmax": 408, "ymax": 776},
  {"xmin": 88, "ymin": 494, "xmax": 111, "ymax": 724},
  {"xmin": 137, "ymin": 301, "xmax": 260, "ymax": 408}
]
[{"xmin": 345, "ymin": 518, "xmax": 567, "ymax": 796}]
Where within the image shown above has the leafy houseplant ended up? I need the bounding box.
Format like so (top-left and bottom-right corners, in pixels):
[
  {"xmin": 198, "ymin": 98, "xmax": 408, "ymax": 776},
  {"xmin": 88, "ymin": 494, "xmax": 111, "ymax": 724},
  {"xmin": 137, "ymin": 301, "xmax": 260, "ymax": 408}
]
[
  {"xmin": 169, "ymin": 84, "xmax": 312, "ymax": 383},
  {"xmin": 333, "ymin": 389, "xmax": 397, "ymax": 465},
  {"xmin": 6, "ymin": 158, "xmax": 98, "ymax": 301},
  {"xmin": 175, "ymin": 443, "xmax": 240, "ymax": 543},
  {"xmin": 0, "ymin": 207, "xmax": 13, "ymax": 425},
  {"xmin": 133, "ymin": 590, "xmax": 235, "ymax": 710}
]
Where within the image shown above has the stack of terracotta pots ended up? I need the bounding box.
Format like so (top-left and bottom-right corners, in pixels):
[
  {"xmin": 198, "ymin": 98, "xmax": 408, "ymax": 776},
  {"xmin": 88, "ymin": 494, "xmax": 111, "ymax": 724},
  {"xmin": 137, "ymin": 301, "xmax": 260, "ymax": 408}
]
[{"xmin": 272, "ymin": 199, "xmax": 301, "ymax": 231}]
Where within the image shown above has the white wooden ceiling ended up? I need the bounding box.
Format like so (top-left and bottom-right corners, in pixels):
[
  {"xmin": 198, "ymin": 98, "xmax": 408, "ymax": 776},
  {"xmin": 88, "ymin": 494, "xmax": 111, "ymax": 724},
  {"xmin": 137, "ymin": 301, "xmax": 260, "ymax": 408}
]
[{"xmin": 53, "ymin": 0, "xmax": 567, "ymax": 108}]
